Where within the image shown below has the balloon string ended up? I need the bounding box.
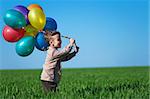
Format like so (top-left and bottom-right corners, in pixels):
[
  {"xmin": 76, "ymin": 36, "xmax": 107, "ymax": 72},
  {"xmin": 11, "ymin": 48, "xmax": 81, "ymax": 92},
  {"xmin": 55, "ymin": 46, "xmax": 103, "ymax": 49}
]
[
  {"xmin": 61, "ymin": 35, "xmax": 77, "ymax": 52},
  {"xmin": 61, "ymin": 35, "xmax": 71, "ymax": 39}
]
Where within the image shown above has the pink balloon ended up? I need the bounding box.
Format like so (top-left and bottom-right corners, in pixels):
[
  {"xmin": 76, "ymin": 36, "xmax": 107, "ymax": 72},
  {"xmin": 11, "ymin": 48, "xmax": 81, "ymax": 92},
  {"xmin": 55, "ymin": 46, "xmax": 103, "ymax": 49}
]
[{"xmin": 2, "ymin": 25, "xmax": 25, "ymax": 42}]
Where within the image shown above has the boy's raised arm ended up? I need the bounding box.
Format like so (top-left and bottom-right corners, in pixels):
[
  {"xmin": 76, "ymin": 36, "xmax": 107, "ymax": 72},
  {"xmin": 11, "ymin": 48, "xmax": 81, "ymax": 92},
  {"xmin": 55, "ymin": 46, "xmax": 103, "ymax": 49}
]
[
  {"xmin": 50, "ymin": 44, "xmax": 73, "ymax": 62},
  {"xmin": 61, "ymin": 44, "xmax": 79, "ymax": 62},
  {"xmin": 50, "ymin": 38, "xmax": 75, "ymax": 62}
]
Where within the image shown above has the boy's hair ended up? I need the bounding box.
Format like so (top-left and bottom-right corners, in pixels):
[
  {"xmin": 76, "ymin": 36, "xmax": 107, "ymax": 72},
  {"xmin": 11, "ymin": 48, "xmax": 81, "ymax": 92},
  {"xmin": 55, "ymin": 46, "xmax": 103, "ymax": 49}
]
[{"xmin": 44, "ymin": 30, "xmax": 61, "ymax": 44}]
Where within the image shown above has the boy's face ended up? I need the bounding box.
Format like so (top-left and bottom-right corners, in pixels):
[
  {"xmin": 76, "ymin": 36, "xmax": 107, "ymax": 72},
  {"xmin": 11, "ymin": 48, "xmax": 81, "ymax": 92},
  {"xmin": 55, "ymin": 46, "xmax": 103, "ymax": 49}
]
[{"xmin": 51, "ymin": 34, "xmax": 62, "ymax": 48}]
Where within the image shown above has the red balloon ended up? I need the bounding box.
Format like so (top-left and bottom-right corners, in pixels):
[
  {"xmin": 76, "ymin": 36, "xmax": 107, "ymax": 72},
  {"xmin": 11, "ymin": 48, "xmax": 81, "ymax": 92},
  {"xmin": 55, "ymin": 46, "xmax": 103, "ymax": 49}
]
[{"xmin": 2, "ymin": 25, "xmax": 25, "ymax": 42}]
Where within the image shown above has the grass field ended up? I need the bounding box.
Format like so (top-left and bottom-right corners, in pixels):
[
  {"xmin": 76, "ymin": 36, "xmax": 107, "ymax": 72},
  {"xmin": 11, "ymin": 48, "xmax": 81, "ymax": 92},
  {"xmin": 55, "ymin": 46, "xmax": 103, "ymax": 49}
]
[{"xmin": 0, "ymin": 66, "xmax": 149, "ymax": 99}]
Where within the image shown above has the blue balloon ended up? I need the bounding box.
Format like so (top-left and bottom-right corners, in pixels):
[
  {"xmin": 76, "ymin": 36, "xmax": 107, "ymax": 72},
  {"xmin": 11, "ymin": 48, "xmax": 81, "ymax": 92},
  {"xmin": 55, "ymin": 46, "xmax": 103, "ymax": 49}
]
[
  {"xmin": 3, "ymin": 9, "xmax": 27, "ymax": 29},
  {"xmin": 44, "ymin": 17, "xmax": 57, "ymax": 31},
  {"xmin": 16, "ymin": 36, "xmax": 35, "ymax": 57},
  {"xmin": 35, "ymin": 32, "xmax": 49, "ymax": 51}
]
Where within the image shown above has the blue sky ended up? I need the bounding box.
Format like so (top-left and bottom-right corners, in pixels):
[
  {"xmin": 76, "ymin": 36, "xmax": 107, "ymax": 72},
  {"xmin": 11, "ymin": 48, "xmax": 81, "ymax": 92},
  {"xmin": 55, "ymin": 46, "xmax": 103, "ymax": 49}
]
[{"xmin": 0, "ymin": 0, "xmax": 148, "ymax": 69}]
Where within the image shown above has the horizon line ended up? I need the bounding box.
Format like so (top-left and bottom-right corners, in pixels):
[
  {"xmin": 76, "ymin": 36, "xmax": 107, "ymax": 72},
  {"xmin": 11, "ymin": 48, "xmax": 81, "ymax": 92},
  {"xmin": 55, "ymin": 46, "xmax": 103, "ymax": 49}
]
[{"xmin": 0, "ymin": 65, "xmax": 149, "ymax": 70}]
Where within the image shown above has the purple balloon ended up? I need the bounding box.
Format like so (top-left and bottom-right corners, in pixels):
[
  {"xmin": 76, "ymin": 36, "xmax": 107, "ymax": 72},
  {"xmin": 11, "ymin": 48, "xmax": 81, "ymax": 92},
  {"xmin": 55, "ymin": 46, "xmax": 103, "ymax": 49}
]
[{"xmin": 14, "ymin": 5, "xmax": 29, "ymax": 24}]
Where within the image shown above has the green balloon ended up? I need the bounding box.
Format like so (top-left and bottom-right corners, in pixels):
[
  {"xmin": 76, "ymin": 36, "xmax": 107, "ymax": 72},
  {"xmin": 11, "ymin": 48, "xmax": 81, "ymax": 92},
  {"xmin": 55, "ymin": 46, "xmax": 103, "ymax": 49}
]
[
  {"xmin": 16, "ymin": 36, "xmax": 35, "ymax": 57},
  {"xmin": 3, "ymin": 9, "xmax": 26, "ymax": 28}
]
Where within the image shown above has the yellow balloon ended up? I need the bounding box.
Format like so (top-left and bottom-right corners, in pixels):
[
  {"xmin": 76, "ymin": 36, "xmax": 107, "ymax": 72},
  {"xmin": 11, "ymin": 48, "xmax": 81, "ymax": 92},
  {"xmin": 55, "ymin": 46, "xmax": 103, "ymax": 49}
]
[
  {"xmin": 24, "ymin": 25, "xmax": 38, "ymax": 37},
  {"xmin": 28, "ymin": 8, "xmax": 46, "ymax": 30}
]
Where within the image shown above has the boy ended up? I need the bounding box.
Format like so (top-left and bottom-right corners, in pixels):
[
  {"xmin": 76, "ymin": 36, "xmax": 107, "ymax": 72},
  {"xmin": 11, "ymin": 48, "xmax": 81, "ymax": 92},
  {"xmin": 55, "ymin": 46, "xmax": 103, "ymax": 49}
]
[{"xmin": 40, "ymin": 31, "xmax": 79, "ymax": 93}]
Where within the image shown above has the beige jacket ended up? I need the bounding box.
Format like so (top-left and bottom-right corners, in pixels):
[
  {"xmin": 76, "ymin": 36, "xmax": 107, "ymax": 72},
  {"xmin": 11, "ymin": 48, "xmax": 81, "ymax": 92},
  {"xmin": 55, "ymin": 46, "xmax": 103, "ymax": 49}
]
[{"xmin": 40, "ymin": 45, "xmax": 77, "ymax": 83}]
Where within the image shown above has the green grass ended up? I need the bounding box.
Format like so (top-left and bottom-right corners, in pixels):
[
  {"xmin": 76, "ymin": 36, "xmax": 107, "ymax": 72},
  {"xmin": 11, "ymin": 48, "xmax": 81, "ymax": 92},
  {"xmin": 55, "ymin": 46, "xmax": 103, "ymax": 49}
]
[{"xmin": 0, "ymin": 66, "xmax": 149, "ymax": 99}]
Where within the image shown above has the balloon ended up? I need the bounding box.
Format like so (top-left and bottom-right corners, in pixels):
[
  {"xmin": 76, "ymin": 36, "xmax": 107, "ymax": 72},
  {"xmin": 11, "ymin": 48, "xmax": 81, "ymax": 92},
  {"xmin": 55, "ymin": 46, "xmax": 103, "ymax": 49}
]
[
  {"xmin": 27, "ymin": 4, "xmax": 42, "ymax": 11},
  {"xmin": 28, "ymin": 8, "xmax": 46, "ymax": 30},
  {"xmin": 35, "ymin": 32, "xmax": 49, "ymax": 51},
  {"xmin": 14, "ymin": 5, "xmax": 29, "ymax": 24},
  {"xmin": 24, "ymin": 25, "xmax": 38, "ymax": 37},
  {"xmin": 16, "ymin": 36, "xmax": 35, "ymax": 57},
  {"xmin": 44, "ymin": 17, "xmax": 57, "ymax": 31},
  {"xmin": 3, "ymin": 9, "xmax": 27, "ymax": 28},
  {"xmin": 2, "ymin": 25, "xmax": 25, "ymax": 42}
]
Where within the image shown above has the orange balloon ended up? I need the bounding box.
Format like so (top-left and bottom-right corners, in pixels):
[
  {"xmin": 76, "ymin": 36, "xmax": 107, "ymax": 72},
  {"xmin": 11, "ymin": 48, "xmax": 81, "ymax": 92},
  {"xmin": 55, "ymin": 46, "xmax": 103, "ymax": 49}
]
[{"xmin": 27, "ymin": 4, "xmax": 42, "ymax": 11}]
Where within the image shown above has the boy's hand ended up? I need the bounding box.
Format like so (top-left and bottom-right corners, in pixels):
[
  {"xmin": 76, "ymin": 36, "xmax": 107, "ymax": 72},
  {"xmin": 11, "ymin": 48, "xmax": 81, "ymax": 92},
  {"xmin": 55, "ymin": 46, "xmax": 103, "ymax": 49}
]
[
  {"xmin": 73, "ymin": 42, "xmax": 79, "ymax": 53},
  {"xmin": 75, "ymin": 46, "xmax": 79, "ymax": 53},
  {"xmin": 69, "ymin": 38, "xmax": 75, "ymax": 46}
]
